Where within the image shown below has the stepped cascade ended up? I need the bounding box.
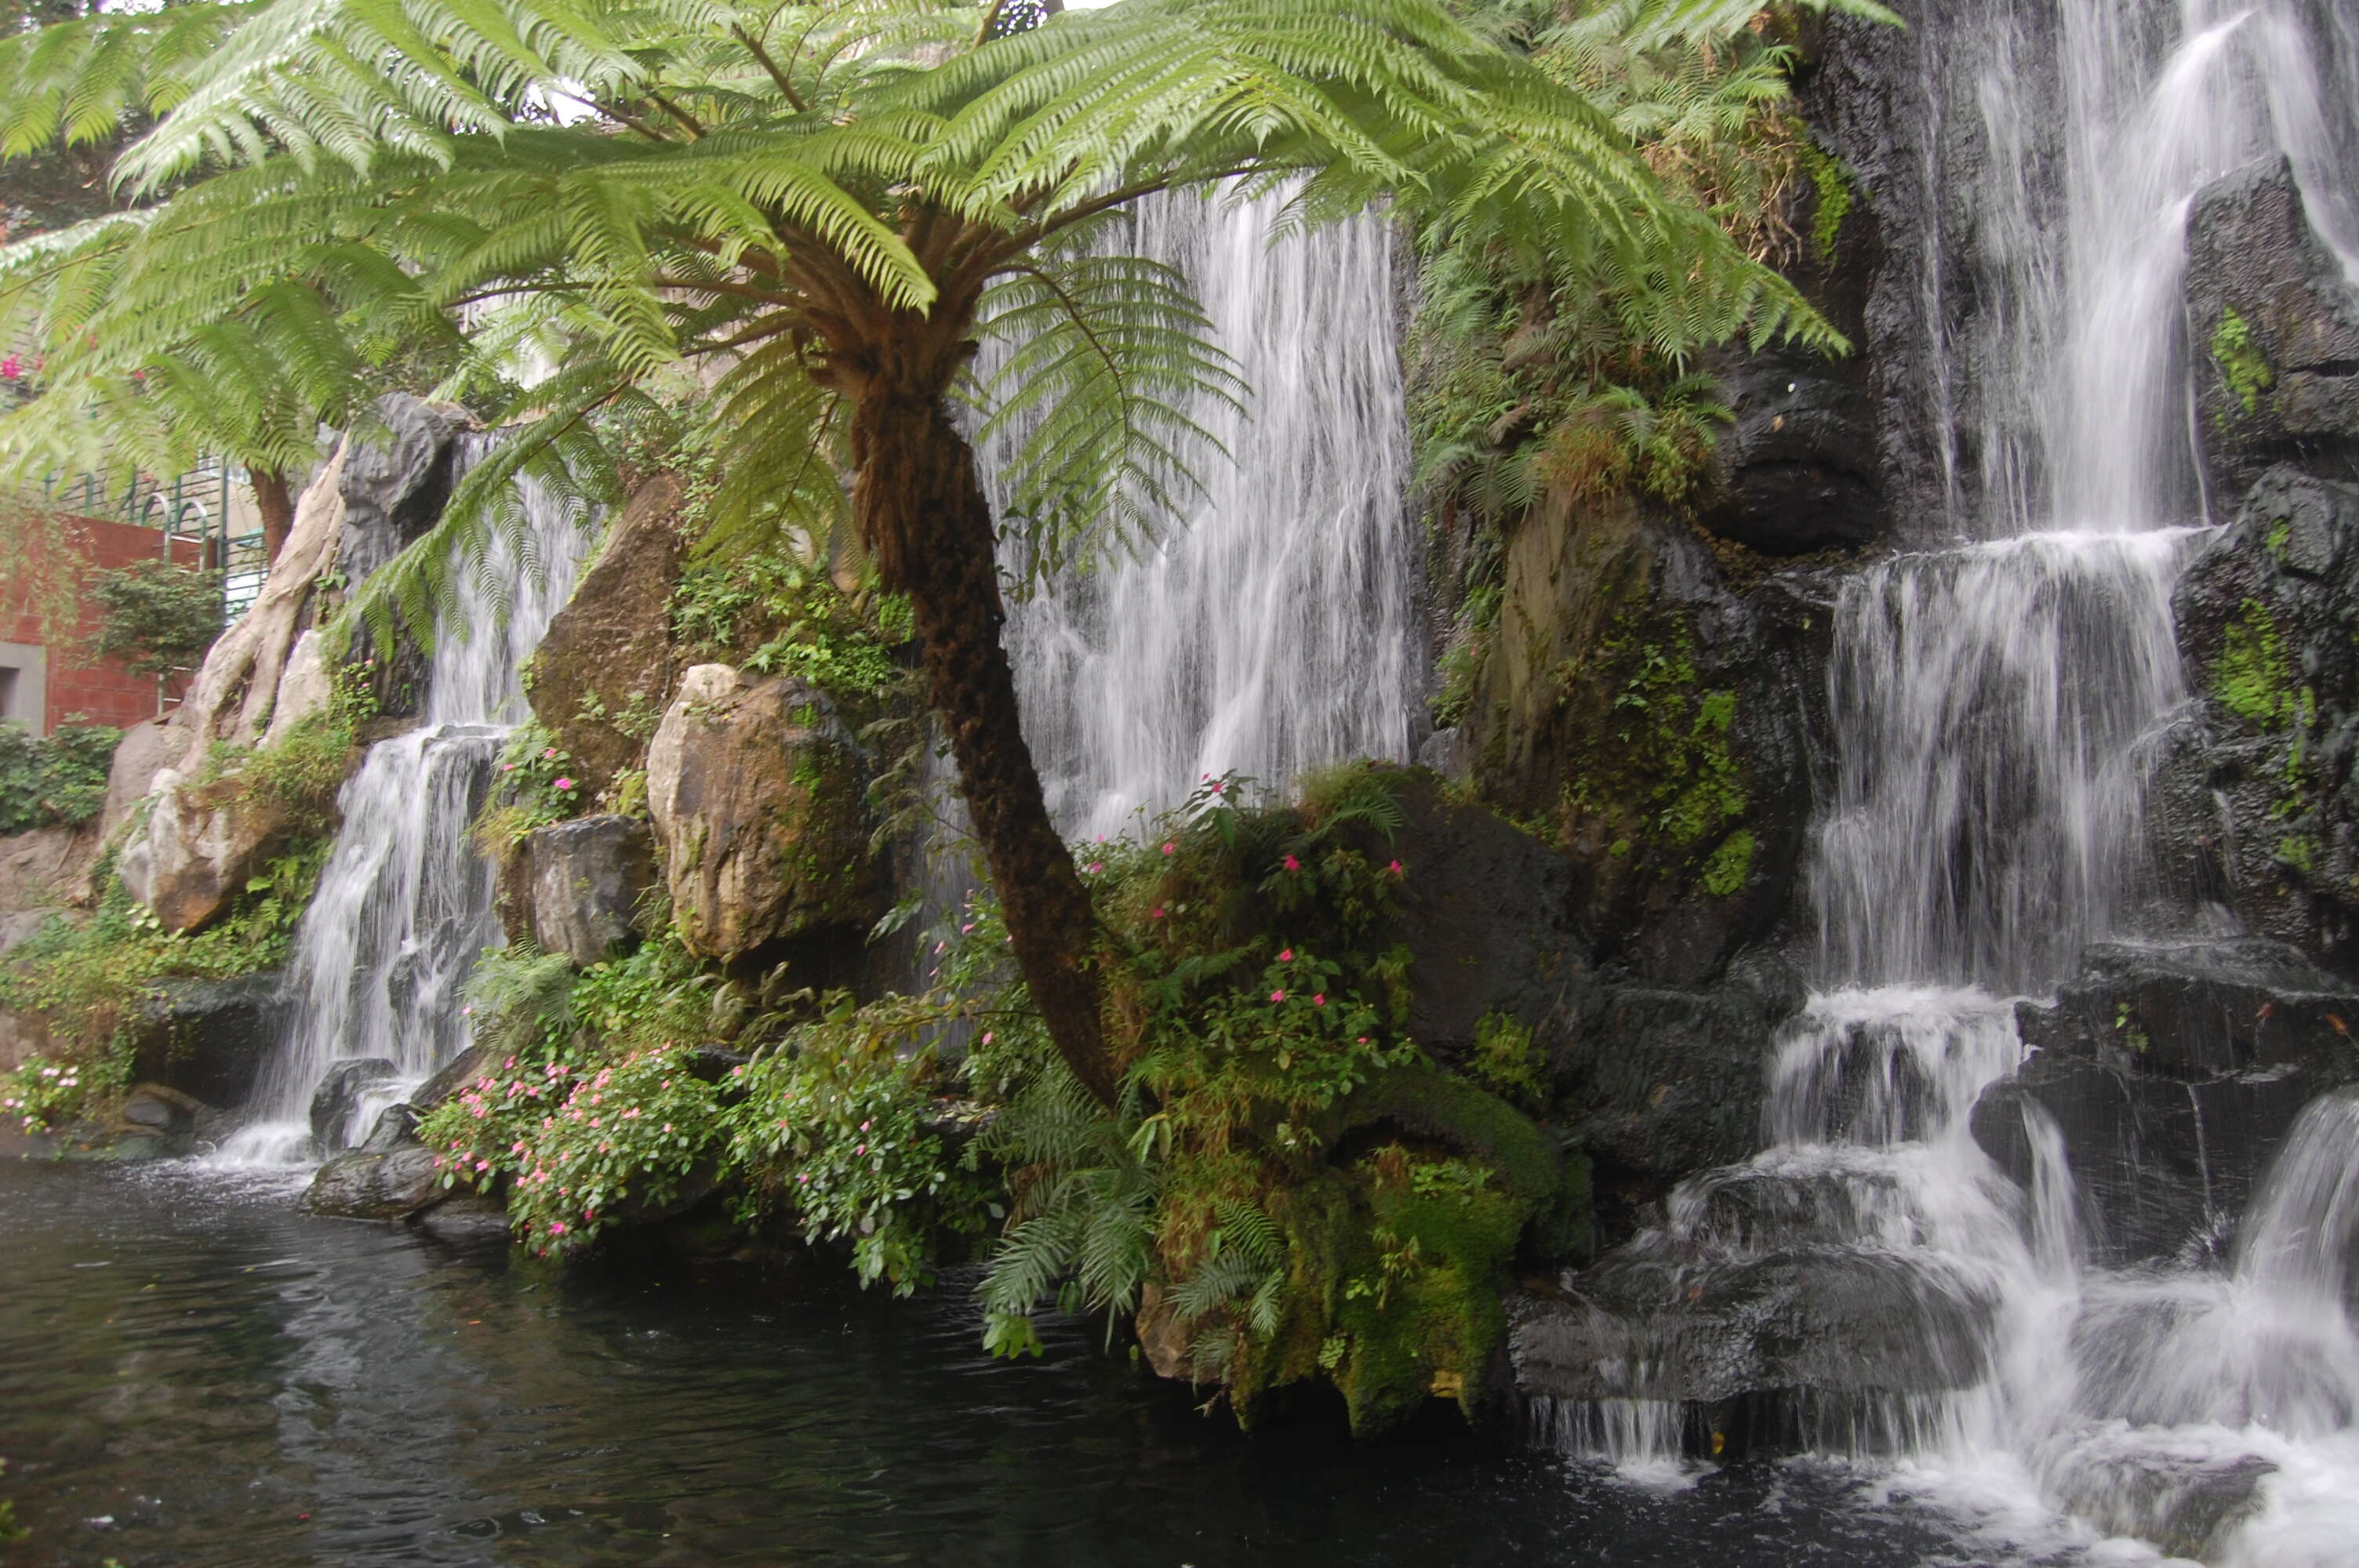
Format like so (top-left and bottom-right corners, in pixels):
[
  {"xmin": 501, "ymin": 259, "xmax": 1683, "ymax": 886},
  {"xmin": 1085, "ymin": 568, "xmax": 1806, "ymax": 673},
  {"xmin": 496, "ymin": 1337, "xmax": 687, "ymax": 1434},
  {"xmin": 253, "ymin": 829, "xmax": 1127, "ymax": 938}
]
[
  {"xmin": 1543, "ymin": 0, "xmax": 2359, "ymax": 1560},
  {"xmin": 216, "ymin": 461, "xmax": 591, "ymax": 1164}
]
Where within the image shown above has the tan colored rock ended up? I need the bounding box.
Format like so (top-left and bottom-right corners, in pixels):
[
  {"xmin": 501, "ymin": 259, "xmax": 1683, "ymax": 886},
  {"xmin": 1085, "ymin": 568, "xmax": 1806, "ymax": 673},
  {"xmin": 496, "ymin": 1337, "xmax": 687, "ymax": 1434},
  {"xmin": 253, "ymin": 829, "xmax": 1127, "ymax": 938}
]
[
  {"xmin": 260, "ymin": 629, "xmax": 333, "ymax": 750},
  {"xmin": 1134, "ymin": 1283, "xmax": 1198, "ymax": 1382},
  {"xmin": 646, "ymin": 664, "xmax": 879, "ymax": 960},
  {"xmin": 99, "ymin": 718, "xmax": 180, "ymax": 842},
  {"xmin": 114, "ymin": 767, "xmax": 295, "ymax": 934},
  {"xmin": 526, "ymin": 472, "xmax": 685, "ymax": 798}
]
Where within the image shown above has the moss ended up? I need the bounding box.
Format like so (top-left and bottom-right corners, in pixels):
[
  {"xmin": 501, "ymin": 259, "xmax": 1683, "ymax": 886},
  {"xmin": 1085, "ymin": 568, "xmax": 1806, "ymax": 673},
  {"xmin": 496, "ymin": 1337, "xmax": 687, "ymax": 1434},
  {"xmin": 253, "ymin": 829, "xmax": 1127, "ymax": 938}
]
[
  {"xmin": 1803, "ymin": 143, "xmax": 1853, "ymax": 263},
  {"xmin": 1467, "ymin": 1011, "xmax": 1546, "ymax": 1109},
  {"xmin": 2214, "ymin": 599, "xmax": 2299, "ymax": 729},
  {"xmin": 1702, "ymin": 829, "xmax": 1756, "ymax": 897},
  {"xmin": 1316, "ymin": 1067, "xmax": 1560, "ymax": 1206},
  {"xmin": 2211, "ymin": 309, "xmax": 2274, "ymax": 417}
]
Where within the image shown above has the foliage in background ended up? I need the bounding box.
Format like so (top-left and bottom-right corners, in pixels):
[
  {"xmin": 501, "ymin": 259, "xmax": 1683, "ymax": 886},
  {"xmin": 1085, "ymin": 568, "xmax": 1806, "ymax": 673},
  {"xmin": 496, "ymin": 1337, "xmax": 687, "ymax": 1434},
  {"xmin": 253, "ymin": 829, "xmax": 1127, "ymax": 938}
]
[
  {"xmin": 0, "ymin": 721, "xmax": 118, "ymax": 835},
  {"xmin": 197, "ymin": 656, "xmax": 378, "ymax": 831},
  {"xmin": 473, "ymin": 721, "xmax": 587, "ymax": 853},
  {"xmin": 0, "ymin": 837, "xmax": 329, "ymax": 1130},
  {"xmin": 86, "ymin": 559, "xmax": 223, "ymax": 680}
]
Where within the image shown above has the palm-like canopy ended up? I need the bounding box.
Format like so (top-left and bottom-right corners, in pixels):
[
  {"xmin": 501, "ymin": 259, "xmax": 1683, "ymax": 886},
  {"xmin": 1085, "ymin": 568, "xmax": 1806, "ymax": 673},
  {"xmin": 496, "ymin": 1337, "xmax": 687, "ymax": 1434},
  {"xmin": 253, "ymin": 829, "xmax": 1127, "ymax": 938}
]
[{"xmin": 0, "ymin": 0, "xmax": 1889, "ymax": 1098}]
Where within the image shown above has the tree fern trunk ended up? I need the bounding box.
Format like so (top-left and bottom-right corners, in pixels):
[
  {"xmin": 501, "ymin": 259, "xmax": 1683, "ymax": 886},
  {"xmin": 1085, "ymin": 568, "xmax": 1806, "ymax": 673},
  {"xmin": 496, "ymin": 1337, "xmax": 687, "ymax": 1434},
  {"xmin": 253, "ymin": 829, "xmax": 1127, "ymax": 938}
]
[
  {"xmin": 851, "ymin": 379, "xmax": 1118, "ymax": 1109},
  {"xmin": 252, "ymin": 467, "xmax": 295, "ymax": 564}
]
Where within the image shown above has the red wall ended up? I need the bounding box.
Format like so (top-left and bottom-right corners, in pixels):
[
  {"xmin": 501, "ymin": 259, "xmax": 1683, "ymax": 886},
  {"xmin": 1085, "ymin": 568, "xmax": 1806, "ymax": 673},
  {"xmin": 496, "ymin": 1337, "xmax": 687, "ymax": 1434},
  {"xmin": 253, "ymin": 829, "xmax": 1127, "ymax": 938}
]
[{"xmin": 2, "ymin": 513, "xmax": 199, "ymax": 735}]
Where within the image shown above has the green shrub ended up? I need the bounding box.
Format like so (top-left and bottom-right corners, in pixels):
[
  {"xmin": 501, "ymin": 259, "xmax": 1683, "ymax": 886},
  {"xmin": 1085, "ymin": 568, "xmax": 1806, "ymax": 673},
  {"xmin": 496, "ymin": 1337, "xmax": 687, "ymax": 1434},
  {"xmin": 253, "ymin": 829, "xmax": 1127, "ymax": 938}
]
[
  {"xmin": 86, "ymin": 560, "xmax": 224, "ymax": 680},
  {"xmin": 0, "ymin": 722, "xmax": 120, "ymax": 836}
]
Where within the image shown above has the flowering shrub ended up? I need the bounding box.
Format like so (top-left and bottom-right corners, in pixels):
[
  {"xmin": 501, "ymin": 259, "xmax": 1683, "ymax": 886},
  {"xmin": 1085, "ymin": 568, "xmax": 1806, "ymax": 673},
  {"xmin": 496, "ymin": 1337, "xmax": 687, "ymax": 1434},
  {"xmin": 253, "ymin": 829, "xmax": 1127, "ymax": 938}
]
[
  {"xmin": 1, "ymin": 1053, "xmax": 112, "ymax": 1134},
  {"xmin": 473, "ymin": 721, "xmax": 587, "ymax": 851}
]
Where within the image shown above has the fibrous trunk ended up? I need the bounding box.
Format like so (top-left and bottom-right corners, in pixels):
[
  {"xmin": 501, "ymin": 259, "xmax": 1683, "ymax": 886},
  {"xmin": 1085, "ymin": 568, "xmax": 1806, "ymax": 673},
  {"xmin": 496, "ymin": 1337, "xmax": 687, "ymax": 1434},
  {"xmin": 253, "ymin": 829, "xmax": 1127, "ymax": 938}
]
[
  {"xmin": 252, "ymin": 467, "xmax": 295, "ymax": 564},
  {"xmin": 851, "ymin": 379, "xmax": 1118, "ymax": 1109}
]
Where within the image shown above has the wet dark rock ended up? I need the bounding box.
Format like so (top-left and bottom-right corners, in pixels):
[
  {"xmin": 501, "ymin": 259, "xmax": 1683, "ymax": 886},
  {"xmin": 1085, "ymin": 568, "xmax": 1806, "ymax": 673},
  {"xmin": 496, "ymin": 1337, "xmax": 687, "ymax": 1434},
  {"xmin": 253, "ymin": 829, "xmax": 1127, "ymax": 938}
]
[
  {"xmin": 2185, "ymin": 157, "xmax": 2359, "ymax": 499},
  {"xmin": 1510, "ymin": 1243, "xmax": 1996, "ymax": 1410},
  {"xmin": 412, "ymin": 1044, "xmax": 495, "ymax": 1116},
  {"xmin": 525, "ymin": 473, "xmax": 685, "ymax": 798},
  {"xmin": 503, "ymin": 815, "xmax": 657, "ymax": 965},
  {"xmin": 1543, "ymin": 953, "xmax": 1800, "ymax": 1240},
  {"xmin": 2168, "ymin": 469, "xmax": 2359, "ymax": 971},
  {"xmin": 301, "ymin": 1142, "xmax": 449, "ymax": 1220},
  {"xmin": 308, "ymin": 1058, "xmax": 398, "ymax": 1153},
  {"xmin": 1974, "ymin": 939, "xmax": 2359, "ymax": 1265},
  {"xmin": 131, "ymin": 971, "xmax": 285, "ymax": 1109},
  {"xmin": 408, "ymin": 1192, "xmax": 512, "ymax": 1242},
  {"xmin": 337, "ymin": 395, "xmax": 461, "ymax": 587}
]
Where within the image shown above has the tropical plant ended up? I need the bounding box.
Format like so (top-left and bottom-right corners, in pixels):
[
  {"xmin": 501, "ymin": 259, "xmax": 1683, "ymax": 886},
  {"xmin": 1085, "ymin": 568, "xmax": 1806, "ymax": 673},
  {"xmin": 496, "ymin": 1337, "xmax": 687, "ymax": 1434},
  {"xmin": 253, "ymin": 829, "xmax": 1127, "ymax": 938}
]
[
  {"xmin": 86, "ymin": 558, "xmax": 224, "ymax": 679},
  {"xmin": 0, "ymin": 0, "xmax": 1889, "ymax": 1105}
]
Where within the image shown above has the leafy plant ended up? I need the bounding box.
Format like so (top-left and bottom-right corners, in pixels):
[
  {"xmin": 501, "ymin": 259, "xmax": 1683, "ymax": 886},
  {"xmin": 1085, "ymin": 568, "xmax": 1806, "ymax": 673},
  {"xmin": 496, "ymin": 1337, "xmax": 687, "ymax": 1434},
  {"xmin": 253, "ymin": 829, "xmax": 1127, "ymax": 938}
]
[
  {"xmin": 86, "ymin": 559, "xmax": 224, "ymax": 680},
  {"xmin": 0, "ymin": 721, "xmax": 119, "ymax": 835}
]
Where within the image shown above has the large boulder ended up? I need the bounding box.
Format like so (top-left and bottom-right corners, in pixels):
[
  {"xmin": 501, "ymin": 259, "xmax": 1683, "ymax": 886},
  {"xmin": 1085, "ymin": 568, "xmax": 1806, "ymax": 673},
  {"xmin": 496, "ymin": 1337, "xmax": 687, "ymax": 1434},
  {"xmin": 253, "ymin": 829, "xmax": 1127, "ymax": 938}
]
[
  {"xmin": 1463, "ymin": 493, "xmax": 1831, "ymax": 985},
  {"xmin": 114, "ymin": 767, "xmax": 300, "ymax": 935},
  {"xmin": 98, "ymin": 718, "xmax": 181, "ymax": 841},
  {"xmin": 503, "ymin": 814, "xmax": 658, "ymax": 965},
  {"xmin": 2184, "ymin": 156, "xmax": 2359, "ymax": 499},
  {"xmin": 308, "ymin": 1057, "xmax": 399, "ymax": 1152},
  {"xmin": 646, "ymin": 665, "xmax": 882, "ymax": 962},
  {"xmin": 2168, "ymin": 466, "xmax": 2359, "ymax": 971},
  {"xmin": 337, "ymin": 396, "xmax": 461, "ymax": 587},
  {"xmin": 1973, "ymin": 938, "xmax": 2359, "ymax": 1267},
  {"xmin": 129, "ymin": 971, "xmax": 285, "ymax": 1109},
  {"xmin": 525, "ymin": 473, "xmax": 685, "ymax": 798},
  {"xmin": 0, "ymin": 822, "xmax": 96, "ymax": 952}
]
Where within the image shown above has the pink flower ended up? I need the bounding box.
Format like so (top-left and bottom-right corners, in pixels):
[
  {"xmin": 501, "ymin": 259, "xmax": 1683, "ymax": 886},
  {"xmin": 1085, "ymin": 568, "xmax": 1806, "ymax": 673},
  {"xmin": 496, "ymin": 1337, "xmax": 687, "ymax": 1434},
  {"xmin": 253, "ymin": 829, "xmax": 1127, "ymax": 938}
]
[
  {"xmin": 549, "ymin": 1221, "xmax": 567, "ymax": 1235},
  {"xmin": 1162, "ymin": 842, "xmax": 1176, "ymax": 855},
  {"xmin": 854, "ymin": 1143, "xmax": 867, "ymax": 1156},
  {"xmin": 1387, "ymin": 860, "xmax": 1405, "ymax": 877},
  {"xmin": 981, "ymin": 1032, "xmax": 994, "ymax": 1045},
  {"xmin": 1086, "ymin": 862, "xmax": 1103, "ymax": 874},
  {"xmin": 859, "ymin": 1120, "xmax": 871, "ymax": 1132},
  {"xmin": 0, "ymin": 354, "xmax": 20, "ymax": 380},
  {"xmin": 1283, "ymin": 855, "xmax": 1301, "ymax": 872},
  {"xmin": 1278, "ymin": 948, "xmax": 1293, "ymax": 963},
  {"xmin": 1149, "ymin": 907, "xmax": 1165, "ymax": 920},
  {"xmin": 1270, "ymin": 989, "xmax": 1286, "ymax": 1003},
  {"xmin": 543, "ymin": 747, "xmax": 558, "ymax": 760},
  {"xmin": 553, "ymin": 777, "xmax": 574, "ymax": 791},
  {"xmin": 1313, "ymin": 994, "xmax": 1326, "ymax": 1007},
  {"xmin": 475, "ymin": 1159, "xmax": 491, "ymax": 1172}
]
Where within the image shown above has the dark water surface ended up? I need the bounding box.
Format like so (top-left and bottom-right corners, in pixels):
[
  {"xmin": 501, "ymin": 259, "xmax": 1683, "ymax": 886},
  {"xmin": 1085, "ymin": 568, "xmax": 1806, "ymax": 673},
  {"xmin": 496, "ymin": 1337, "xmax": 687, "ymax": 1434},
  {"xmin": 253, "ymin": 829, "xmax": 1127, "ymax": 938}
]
[{"xmin": 2, "ymin": 1161, "xmax": 2069, "ymax": 1568}]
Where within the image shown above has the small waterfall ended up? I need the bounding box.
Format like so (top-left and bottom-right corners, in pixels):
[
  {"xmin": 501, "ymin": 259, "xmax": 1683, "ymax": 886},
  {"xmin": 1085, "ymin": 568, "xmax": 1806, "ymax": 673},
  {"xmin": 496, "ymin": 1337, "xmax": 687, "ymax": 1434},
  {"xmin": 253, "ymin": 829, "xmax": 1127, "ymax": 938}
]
[
  {"xmin": 988, "ymin": 187, "xmax": 1416, "ymax": 840},
  {"xmin": 217, "ymin": 459, "xmax": 590, "ymax": 1163},
  {"xmin": 1551, "ymin": 1, "xmax": 2359, "ymax": 1559}
]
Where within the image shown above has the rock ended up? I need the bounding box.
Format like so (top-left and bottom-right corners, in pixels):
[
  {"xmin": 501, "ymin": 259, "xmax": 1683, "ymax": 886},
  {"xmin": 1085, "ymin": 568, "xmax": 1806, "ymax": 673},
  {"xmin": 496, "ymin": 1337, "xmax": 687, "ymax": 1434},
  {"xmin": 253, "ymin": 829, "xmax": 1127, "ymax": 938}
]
[
  {"xmin": 2169, "ymin": 467, "xmax": 2359, "ymax": 971},
  {"xmin": 114, "ymin": 767, "xmax": 301, "ymax": 935},
  {"xmin": 129, "ymin": 971, "xmax": 285, "ymax": 1109},
  {"xmin": 412, "ymin": 1043, "xmax": 496, "ymax": 1115},
  {"xmin": 308, "ymin": 1057, "xmax": 399, "ymax": 1152},
  {"xmin": 525, "ymin": 473, "xmax": 685, "ymax": 797},
  {"xmin": 1972, "ymin": 938, "xmax": 2359, "ymax": 1266},
  {"xmin": 1543, "ymin": 962, "xmax": 1797, "ymax": 1239},
  {"xmin": 1415, "ymin": 726, "xmax": 1468, "ymax": 782},
  {"xmin": 301, "ymin": 1142, "xmax": 449, "ymax": 1220},
  {"xmin": 99, "ymin": 719, "xmax": 180, "ymax": 842},
  {"xmin": 337, "ymin": 396, "xmax": 460, "ymax": 587},
  {"xmin": 1387, "ymin": 768, "xmax": 1589, "ymax": 1057},
  {"xmin": 0, "ymin": 822, "xmax": 96, "ymax": 944},
  {"xmin": 0, "ymin": 1005, "xmax": 49, "ymax": 1073},
  {"xmin": 259, "ymin": 630, "xmax": 333, "ymax": 750},
  {"xmin": 646, "ymin": 665, "xmax": 883, "ymax": 962},
  {"xmin": 1463, "ymin": 495, "xmax": 1831, "ymax": 985},
  {"xmin": 409, "ymin": 1193, "xmax": 512, "ymax": 1242},
  {"xmin": 1509, "ymin": 1243, "xmax": 1997, "ymax": 1444},
  {"xmin": 504, "ymin": 815, "xmax": 657, "ymax": 965},
  {"xmin": 1134, "ymin": 1283, "xmax": 1196, "ymax": 1382},
  {"xmin": 2185, "ymin": 156, "xmax": 2359, "ymax": 499},
  {"xmin": 117, "ymin": 1082, "xmax": 209, "ymax": 1136}
]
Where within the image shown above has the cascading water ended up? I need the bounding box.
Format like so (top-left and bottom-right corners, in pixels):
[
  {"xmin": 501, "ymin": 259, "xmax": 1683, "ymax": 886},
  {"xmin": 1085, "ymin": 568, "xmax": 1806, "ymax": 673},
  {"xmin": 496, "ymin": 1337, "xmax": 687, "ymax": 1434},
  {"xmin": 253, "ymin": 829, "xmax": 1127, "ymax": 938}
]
[
  {"xmin": 216, "ymin": 458, "xmax": 590, "ymax": 1163},
  {"xmin": 987, "ymin": 187, "xmax": 1416, "ymax": 840},
  {"xmin": 1548, "ymin": 2, "xmax": 2359, "ymax": 1561}
]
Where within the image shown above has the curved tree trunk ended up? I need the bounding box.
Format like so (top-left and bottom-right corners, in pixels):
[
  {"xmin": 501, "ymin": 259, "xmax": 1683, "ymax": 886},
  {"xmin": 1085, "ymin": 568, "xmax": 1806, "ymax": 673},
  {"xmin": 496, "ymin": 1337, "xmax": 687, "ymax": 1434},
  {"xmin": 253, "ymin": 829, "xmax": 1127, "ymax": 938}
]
[
  {"xmin": 251, "ymin": 466, "xmax": 296, "ymax": 564},
  {"xmin": 850, "ymin": 378, "xmax": 1118, "ymax": 1109}
]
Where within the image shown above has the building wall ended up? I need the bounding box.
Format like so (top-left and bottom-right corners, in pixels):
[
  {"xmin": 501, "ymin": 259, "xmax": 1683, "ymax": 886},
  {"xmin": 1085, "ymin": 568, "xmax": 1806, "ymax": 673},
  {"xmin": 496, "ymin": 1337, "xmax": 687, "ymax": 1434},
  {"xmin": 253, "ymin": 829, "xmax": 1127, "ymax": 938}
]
[{"xmin": 1, "ymin": 512, "xmax": 201, "ymax": 735}]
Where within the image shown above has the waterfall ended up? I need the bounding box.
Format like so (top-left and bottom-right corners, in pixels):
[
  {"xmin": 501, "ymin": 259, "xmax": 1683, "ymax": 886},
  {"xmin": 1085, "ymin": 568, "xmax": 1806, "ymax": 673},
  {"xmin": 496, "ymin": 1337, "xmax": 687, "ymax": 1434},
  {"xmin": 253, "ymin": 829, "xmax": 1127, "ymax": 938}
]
[
  {"xmin": 1552, "ymin": 2, "xmax": 2359, "ymax": 1559},
  {"xmin": 987, "ymin": 187, "xmax": 1416, "ymax": 841},
  {"xmin": 216, "ymin": 457, "xmax": 590, "ymax": 1163}
]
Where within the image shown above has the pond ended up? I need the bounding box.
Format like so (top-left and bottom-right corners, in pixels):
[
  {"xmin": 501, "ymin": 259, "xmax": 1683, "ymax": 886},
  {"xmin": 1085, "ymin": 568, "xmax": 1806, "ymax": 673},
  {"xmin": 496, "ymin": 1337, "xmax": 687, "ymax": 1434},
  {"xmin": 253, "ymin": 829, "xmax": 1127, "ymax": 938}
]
[{"xmin": 0, "ymin": 1160, "xmax": 2127, "ymax": 1567}]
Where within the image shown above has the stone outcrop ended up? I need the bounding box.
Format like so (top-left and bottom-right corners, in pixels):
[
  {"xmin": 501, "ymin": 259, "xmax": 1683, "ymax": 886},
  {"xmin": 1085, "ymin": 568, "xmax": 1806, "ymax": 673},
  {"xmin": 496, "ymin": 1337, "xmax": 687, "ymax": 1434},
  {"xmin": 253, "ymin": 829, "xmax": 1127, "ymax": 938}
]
[
  {"xmin": 525, "ymin": 472, "xmax": 686, "ymax": 798},
  {"xmin": 2167, "ymin": 466, "xmax": 2359, "ymax": 971},
  {"xmin": 114, "ymin": 767, "xmax": 302, "ymax": 935},
  {"xmin": 302, "ymin": 1105, "xmax": 450, "ymax": 1220},
  {"xmin": 129, "ymin": 971, "xmax": 285, "ymax": 1109},
  {"xmin": 503, "ymin": 814, "xmax": 658, "ymax": 965},
  {"xmin": 646, "ymin": 665, "xmax": 882, "ymax": 962},
  {"xmin": 2184, "ymin": 157, "xmax": 2359, "ymax": 499},
  {"xmin": 1973, "ymin": 939, "xmax": 2359, "ymax": 1267},
  {"xmin": 0, "ymin": 822, "xmax": 96, "ymax": 954},
  {"xmin": 1463, "ymin": 495, "xmax": 1831, "ymax": 986},
  {"xmin": 336, "ymin": 396, "xmax": 462, "ymax": 586}
]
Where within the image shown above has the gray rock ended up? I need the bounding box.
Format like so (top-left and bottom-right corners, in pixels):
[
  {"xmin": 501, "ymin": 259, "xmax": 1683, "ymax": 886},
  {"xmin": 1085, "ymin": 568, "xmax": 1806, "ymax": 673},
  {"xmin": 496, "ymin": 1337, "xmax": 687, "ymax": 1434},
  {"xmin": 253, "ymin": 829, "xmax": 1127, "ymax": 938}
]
[
  {"xmin": 2185, "ymin": 156, "xmax": 2359, "ymax": 499},
  {"xmin": 308, "ymin": 1057, "xmax": 398, "ymax": 1153},
  {"xmin": 1972, "ymin": 938, "xmax": 2359, "ymax": 1266},
  {"xmin": 100, "ymin": 718, "xmax": 179, "ymax": 843},
  {"xmin": 115, "ymin": 766, "xmax": 304, "ymax": 935},
  {"xmin": 646, "ymin": 665, "xmax": 882, "ymax": 961},
  {"xmin": 507, "ymin": 815, "xmax": 656, "ymax": 965},
  {"xmin": 409, "ymin": 1193, "xmax": 513, "ymax": 1242},
  {"xmin": 337, "ymin": 395, "xmax": 460, "ymax": 587},
  {"xmin": 301, "ymin": 1142, "xmax": 449, "ymax": 1220},
  {"xmin": 131, "ymin": 971, "xmax": 285, "ymax": 1109}
]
